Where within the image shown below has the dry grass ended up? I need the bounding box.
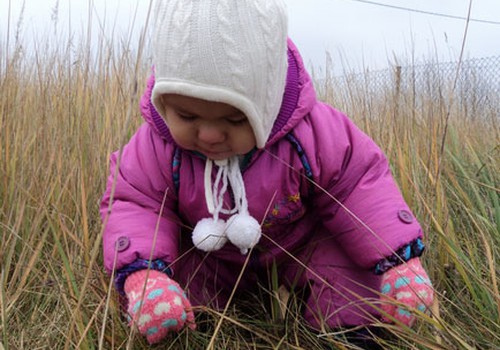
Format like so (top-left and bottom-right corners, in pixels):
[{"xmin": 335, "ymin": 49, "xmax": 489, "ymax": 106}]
[{"xmin": 1, "ymin": 5, "xmax": 499, "ymax": 350}]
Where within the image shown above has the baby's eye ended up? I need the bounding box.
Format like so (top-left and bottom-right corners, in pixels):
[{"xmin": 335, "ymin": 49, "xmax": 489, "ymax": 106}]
[
  {"xmin": 178, "ymin": 113, "xmax": 196, "ymax": 122},
  {"xmin": 226, "ymin": 116, "xmax": 248, "ymax": 125}
]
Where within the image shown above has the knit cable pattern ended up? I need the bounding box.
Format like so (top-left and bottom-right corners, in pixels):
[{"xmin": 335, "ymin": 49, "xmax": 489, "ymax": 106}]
[
  {"xmin": 156, "ymin": 0, "xmax": 192, "ymax": 78},
  {"xmin": 255, "ymin": 0, "xmax": 288, "ymax": 135},
  {"xmin": 216, "ymin": 1, "xmax": 246, "ymax": 93}
]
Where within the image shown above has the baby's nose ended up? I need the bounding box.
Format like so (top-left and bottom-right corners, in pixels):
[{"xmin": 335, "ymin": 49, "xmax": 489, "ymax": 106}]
[{"xmin": 197, "ymin": 124, "xmax": 226, "ymax": 144}]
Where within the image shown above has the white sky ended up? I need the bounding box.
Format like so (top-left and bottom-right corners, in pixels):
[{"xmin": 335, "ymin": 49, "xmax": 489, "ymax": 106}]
[{"xmin": 1, "ymin": 0, "xmax": 500, "ymax": 74}]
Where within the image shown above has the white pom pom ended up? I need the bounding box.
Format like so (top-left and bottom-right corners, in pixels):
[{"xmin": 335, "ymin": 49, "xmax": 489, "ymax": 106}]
[
  {"xmin": 226, "ymin": 214, "xmax": 262, "ymax": 255},
  {"xmin": 192, "ymin": 218, "xmax": 227, "ymax": 252}
]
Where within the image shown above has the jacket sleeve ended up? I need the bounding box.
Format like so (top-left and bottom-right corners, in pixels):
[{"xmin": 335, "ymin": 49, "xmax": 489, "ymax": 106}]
[
  {"xmin": 100, "ymin": 123, "xmax": 180, "ymax": 273},
  {"xmin": 309, "ymin": 105, "xmax": 423, "ymax": 269}
]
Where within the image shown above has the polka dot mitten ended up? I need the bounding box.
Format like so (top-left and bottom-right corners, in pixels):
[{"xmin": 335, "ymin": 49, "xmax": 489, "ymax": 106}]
[
  {"xmin": 380, "ymin": 258, "xmax": 434, "ymax": 327},
  {"xmin": 124, "ymin": 270, "xmax": 196, "ymax": 344}
]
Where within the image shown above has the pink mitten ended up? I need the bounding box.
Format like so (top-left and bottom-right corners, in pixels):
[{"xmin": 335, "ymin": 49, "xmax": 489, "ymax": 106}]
[
  {"xmin": 380, "ymin": 258, "xmax": 434, "ymax": 327},
  {"xmin": 124, "ymin": 270, "xmax": 196, "ymax": 344}
]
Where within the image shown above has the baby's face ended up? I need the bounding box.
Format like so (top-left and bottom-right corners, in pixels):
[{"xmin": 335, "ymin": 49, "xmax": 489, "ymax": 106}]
[{"xmin": 160, "ymin": 94, "xmax": 256, "ymax": 160}]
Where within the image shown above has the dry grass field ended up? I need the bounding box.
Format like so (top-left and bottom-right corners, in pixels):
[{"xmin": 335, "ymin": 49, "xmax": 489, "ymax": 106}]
[{"xmin": 1, "ymin": 8, "xmax": 499, "ymax": 350}]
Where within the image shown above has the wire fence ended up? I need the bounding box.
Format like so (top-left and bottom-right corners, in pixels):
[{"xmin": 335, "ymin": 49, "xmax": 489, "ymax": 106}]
[{"xmin": 318, "ymin": 55, "xmax": 500, "ymax": 120}]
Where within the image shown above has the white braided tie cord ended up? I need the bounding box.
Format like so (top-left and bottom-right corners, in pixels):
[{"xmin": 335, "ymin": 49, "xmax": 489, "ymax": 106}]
[
  {"xmin": 204, "ymin": 158, "xmax": 245, "ymax": 221},
  {"xmin": 227, "ymin": 156, "xmax": 248, "ymax": 215},
  {"xmin": 201, "ymin": 156, "xmax": 261, "ymax": 254}
]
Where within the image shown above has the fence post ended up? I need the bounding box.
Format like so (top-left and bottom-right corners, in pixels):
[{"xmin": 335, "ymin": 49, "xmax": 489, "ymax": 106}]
[{"xmin": 394, "ymin": 65, "xmax": 402, "ymax": 123}]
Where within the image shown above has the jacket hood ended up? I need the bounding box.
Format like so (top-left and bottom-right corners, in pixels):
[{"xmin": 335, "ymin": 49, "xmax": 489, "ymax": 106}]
[{"xmin": 139, "ymin": 38, "xmax": 317, "ymax": 148}]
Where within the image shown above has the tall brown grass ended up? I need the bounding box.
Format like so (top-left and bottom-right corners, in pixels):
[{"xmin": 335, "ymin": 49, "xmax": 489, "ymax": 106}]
[{"xmin": 1, "ymin": 6, "xmax": 499, "ymax": 350}]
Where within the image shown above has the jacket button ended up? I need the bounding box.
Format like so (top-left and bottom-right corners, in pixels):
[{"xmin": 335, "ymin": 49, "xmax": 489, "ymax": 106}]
[
  {"xmin": 115, "ymin": 236, "xmax": 130, "ymax": 252},
  {"xmin": 398, "ymin": 210, "xmax": 413, "ymax": 224}
]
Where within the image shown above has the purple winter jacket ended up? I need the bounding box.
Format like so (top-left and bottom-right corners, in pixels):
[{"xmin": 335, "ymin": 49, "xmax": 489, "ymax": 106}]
[{"xmin": 101, "ymin": 40, "xmax": 423, "ymax": 287}]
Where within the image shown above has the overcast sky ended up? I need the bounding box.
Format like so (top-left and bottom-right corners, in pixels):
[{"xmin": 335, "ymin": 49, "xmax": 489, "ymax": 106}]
[{"xmin": 1, "ymin": 0, "xmax": 500, "ymax": 74}]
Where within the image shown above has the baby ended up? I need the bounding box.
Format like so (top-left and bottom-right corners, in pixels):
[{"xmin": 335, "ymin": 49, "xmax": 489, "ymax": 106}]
[{"xmin": 101, "ymin": 0, "xmax": 434, "ymax": 346}]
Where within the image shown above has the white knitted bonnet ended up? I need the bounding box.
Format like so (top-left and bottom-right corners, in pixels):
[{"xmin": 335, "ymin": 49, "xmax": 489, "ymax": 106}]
[
  {"xmin": 150, "ymin": 0, "xmax": 289, "ymax": 255},
  {"xmin": 151, "ymin": 0, "xmax": 289, "ymax": 149}
]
